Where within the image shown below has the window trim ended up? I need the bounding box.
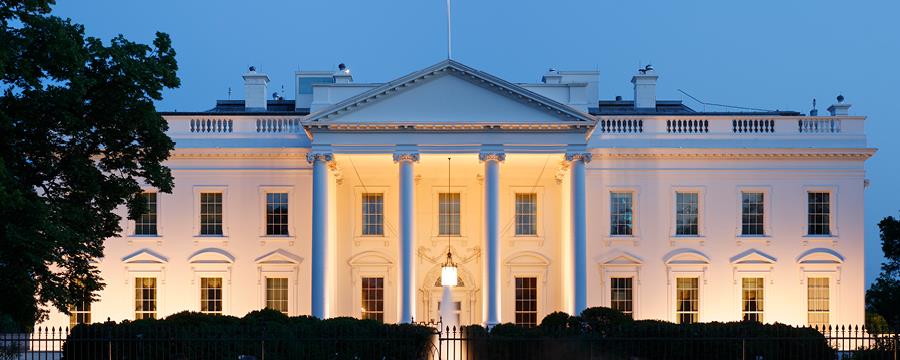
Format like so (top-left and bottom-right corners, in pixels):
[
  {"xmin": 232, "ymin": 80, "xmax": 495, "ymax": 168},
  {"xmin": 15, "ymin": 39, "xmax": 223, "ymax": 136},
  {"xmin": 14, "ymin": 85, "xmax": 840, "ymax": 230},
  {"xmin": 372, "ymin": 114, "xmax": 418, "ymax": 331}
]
[
  {"xmin": 360, "ymin": 276, "xmax": 386, "ymax": 322},
  {"xmin": 256, "ymin": 249, "xmax": 302, "ymax": 316},
  {"xmin": 257, "ymin": 186, "xmax": 295, "ymax": 240},
  {"xmin": 734, "ymin": 186, "xmax": 773, "ymax": 244},
  {"xmin": 353, "ymin": 186, "xmax": 394, "ymax": 245},
  {"xmin": 503, "ymin": 251, "xmax": 549, "ymax": 326},
  {"xmin": 348, "ymin": 251, "xmax": 394, "ymax": 321},
  {"xmin": 798, "ymin": 253, "xmax": 842, "ymax": 327},
  {"xmin": 802, "ymin": 186, "xmax": 839, "ymax": 242},
  {"xmin": 192, "ymin": 186, "xmax": 229, "ymax": 242},
  {"xmin": 669, "ymin": 186, "xmax": 706, "ymax": 245},
  {"xmin": 505, "ymin": 186, "xmax": 545, "ymax": 245},
  {"xmin": 665, "ymin": 251, "xmax": 708, "ymax": 323},
  {"xmin": 513, "ymin": 276, "xmax": 539, "ymax": 327},
  {"xmin": 598, "ymin": 250, "xmax": 642, "ymax": 318},
  {"xmin": 191, "ymin": 267, "xmax": 231, "ymax": 315},
  {"xmin": 129, "ymin": 273, "xmax": 163, "ymax": 320},
  {"xmin": 739, "ymin": 276, "xmax": 766, "ymax": 323},
  {"xmin": 603, "ymin": 186, "xmax": 641, "ymax": 246},
  {"xmin": 199, "ymin": 276, "xmax": 225, "ymax": 315},
  {"xmin": 126, "ymin": 189, "xmax": 164, "ymax": 243},
  {"xmin": 804, "ymin": 276, "xmax": 835, "ymax": 328},
  {"xmin": 430, "ymin": 186, "xmax": 470, "ymax": 246}
]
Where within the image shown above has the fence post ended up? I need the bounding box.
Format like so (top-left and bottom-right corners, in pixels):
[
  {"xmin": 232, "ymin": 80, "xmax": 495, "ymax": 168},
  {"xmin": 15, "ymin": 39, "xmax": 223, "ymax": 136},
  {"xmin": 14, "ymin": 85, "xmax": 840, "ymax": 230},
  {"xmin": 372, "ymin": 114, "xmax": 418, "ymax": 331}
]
[
  {"xmin": 742, "ymin": 338, "xmax": 746, "ymax": 360},
  {"xmin": 894, "ymin": 332, "xmax": 898, "ymax": 360}
]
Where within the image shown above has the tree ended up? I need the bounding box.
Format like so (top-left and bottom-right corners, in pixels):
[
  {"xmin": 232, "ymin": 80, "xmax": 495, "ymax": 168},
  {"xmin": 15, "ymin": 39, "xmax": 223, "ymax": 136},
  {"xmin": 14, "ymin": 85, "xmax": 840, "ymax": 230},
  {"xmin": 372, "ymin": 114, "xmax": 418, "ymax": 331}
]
[
  {"xmin": 0, "ymin": 0, "xmax": 178, "ymax": 329},
  {"xmin": 866, "ymin": 215, "xmax": 900, "ymax": 330}
]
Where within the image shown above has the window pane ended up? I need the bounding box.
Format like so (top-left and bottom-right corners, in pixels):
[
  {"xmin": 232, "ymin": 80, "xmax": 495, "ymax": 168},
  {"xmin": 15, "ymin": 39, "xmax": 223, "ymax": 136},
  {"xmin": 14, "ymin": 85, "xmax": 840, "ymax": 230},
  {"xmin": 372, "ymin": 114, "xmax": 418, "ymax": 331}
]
[
  {"xmin": 439, "ymin": 193, "xmax": 461, "ymax": 236},
  {"xmin": 361, "ymin": 277, "xmax": 384, "ymax": 322},
  {"xmin": 69, "ymin": 301, "xmax": 92, "ymax": 328},
  {"xmin": 675, "ymin": 277, "xmax": 699, "ymax": 324},
  {"xmin": 200, "ymin": 277, "xmax": 223, "ymax": 315},
  {"xmin": 200, "ymin": 192, "xmax": 223, "ymax": 235},
  {"xmin": 807, "ymin": 192, "xmax": 831, "ymax": 235},
  {"xmin": 515, "ymin": 193, "xmax": 537, "ymax": 236},
  {"xmin": 610, "ymin": 277, "xmax": 633, "ymax": 318},
  {"xmin": 266, "ymin": 192, "xmax": 289, "ymax": 236},
  {"xmin": 135, "ymin": 277, "xmax": 157, "ymax": 320},
  {"xmin": 807, "ymin": 277, "xmax": 830, "ymax": 328},
  {"xmin": 742, "ymin": 277, "xmax": 764, "ymax": 322},
  {"xmin": 135, "ymin": 192, "xmax": 158, "ymax": 235},
  {"xmin": 741, "ymin": 192, "xmax": 765, "ymax": 236},
  {"xmin": 361, "ymin": 193, "xmax": 384, "ymax": 236},
  {"xmin": 266, "ymin": 277, "xmax": 289, "ymax": 314},
  {"xmin": 515, "ymin": 277, "xmax": 538, "ymax": 327},
  {"xmin": 675, "ymin": 192, "xmax": 699, "ymax": 235},
  {"xmin": 610, "ymin": 192, "xmax": 634, "ymax": 236}
]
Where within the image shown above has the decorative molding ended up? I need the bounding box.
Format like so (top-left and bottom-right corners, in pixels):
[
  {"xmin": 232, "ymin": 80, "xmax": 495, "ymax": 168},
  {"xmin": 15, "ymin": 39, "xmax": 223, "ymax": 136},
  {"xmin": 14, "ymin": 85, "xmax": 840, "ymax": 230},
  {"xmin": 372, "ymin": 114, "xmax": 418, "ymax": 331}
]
[
  {"xmin": 392, "ymin": 152, "xmax": 420, "ymax": 163},
  {"xmin": 564, "ymin": 152, "xmax": 592, "ymax": 163},
  {"xmin": 328, "ymin": 161, "xmax": 344, "ymax": 185},
  {"xmin": 306, "ymin": 152, "xmax": 334, "ymax": 164},
  {"xmin": 554, "ymin": 161, "xmax": 570, "ymax": 184},
  {"xmin": 478, "ymin": 152, "xmax": 506, "ymax": 162},
  {"xmin": 592, "ymin": 149, "xmax": 874, "ymax": 160}
]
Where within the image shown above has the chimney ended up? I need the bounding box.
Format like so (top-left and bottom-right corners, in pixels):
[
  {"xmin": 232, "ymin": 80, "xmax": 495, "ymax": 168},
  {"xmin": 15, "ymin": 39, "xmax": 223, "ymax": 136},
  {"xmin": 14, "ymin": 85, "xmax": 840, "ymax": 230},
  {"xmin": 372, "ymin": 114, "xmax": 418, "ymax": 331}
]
[
  {"xmin": 333, "ymin": 63, "xmax": 352, "ymax": 84},
  {"xmin": 827, "ymin": 95, "xmax": 851, "ymax": 116},
  {"xmin": 542, "ymin": 68, "xmax": 562, "ymax": 84},
  {"xmin": 631, "ymin": 65, "xmax": 658, "ymax": 109},
  {"xmin": 242, "ymin": 66, "xmax": 270, "ymax": 111}
]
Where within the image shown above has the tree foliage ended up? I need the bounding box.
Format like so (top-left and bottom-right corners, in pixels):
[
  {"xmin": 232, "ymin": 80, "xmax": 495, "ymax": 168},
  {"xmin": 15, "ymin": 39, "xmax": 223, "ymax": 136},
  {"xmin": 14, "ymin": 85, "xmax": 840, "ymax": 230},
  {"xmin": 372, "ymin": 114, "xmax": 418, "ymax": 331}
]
[
  {"xmin": 0, "ymin": 0, "xmax": 178, "ymax": 328},
  {"xmin": 866, "ymin": 215, "xmax": 900, "ymax": 330}
]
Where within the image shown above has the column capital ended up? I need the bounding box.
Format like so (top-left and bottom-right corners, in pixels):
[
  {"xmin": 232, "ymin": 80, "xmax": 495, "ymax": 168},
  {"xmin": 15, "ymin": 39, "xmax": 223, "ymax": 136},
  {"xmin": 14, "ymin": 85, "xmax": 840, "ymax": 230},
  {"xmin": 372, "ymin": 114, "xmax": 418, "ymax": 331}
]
[
  {"xmin": 565, "ymin": 152, "xmax": 592, "ymax": 163},
  {"xmin": 479, "ymin": 151, "xmax": 506, "ymax": 162},
  {"xmin": 306, "ymin": 152, "xmax": 334, "ymax": 164},
  {"xmin": 392, "ymin": 152, "xmax": 420, "ymax": 163}
]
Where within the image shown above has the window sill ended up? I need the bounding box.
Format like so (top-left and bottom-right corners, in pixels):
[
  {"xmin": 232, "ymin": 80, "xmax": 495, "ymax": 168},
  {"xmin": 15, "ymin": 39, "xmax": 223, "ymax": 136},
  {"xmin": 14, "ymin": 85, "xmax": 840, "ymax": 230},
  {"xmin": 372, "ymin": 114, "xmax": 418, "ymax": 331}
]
[
  {"xmin": 260, "ymin": 235, "xmax": 296, "ymax": 246},
  {"xmin": 802, "ymin": 235, "xmax": 838, "ymax": 247},
  {"xmin": 353, "ymin": 235, "xmax": 390, "ymax": 247},
  {"xmin": 193, "ymin": 235, "xmax": 229, "ymax": 246},
  {"xmin": 127, "ymin": 235, "xmax": 163, "ymax": 246},
  {"xmin": 735, "ymin": 235, "xmax": 771, "ymax": 246},
  {"xmin": 669, "ymin": 236, "xmax": 705, "ymax": 246},
  {"xmin": 603, "ymin": 236, "xmax": 640, "ymax": 247}
]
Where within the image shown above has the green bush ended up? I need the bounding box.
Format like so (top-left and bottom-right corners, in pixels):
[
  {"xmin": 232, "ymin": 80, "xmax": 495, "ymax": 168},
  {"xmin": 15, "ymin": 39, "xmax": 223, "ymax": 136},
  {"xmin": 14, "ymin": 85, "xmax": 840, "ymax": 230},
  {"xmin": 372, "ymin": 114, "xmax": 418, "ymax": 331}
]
[{"xmin": 61, "ymin": 309, "xmax": 433, "ymax": 360}]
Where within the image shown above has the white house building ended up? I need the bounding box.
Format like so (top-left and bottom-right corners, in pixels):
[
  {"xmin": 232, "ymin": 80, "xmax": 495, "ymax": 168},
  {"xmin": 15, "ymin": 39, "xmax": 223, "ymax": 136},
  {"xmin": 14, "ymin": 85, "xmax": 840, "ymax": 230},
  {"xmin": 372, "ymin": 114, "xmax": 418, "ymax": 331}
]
[{"xmin": 47, "ymin": 60, "xmax": 873, "ymax": 329}]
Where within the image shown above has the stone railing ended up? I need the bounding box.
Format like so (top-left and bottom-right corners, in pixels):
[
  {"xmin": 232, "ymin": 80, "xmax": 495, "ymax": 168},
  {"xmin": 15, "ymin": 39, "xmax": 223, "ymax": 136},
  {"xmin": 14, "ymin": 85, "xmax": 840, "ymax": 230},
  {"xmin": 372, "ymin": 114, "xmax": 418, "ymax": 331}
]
[
  {"xmin": 595, "ymin": 115, "xmax": 864, "ymax": 138},
  {"xmin": 167, "ymin": 116, "xmax": 306, "ymax": 137}
]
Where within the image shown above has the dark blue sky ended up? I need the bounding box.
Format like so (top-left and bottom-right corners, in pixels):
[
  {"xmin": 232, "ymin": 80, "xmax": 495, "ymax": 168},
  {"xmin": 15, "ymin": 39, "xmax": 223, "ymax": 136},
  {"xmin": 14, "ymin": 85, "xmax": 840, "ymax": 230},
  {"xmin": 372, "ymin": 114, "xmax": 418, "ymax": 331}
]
[{"xmin": 56, "ymin": 0, "xmax": 899, "ymax": 285}]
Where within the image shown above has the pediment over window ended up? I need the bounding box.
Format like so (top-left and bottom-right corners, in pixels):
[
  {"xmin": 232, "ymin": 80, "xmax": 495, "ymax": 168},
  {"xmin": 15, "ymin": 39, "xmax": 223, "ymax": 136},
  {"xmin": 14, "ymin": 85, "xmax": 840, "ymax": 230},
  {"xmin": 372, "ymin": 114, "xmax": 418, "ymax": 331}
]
[
  {"xmin": 188, "ymin": 248, "xmax": 235, "ymax": 264},
  {"xmin": 797, "ymin": 248, "xmax": 844, "ymax": 264},
  {"xmin": 664, "ymin": 249, "xmax": 710, "ymax": 265},
  {"xmin": 348, "ymin": 251, "xmax": 393, "ymax": 266},
  {"xmin": 504, "ymin": 251, "xmax": 551, "ymax": 266},
  {"xmin": 255, "ymin": 249, "xmax": 303, "ymax": 265},
  {"xmin": 730, "ymin": 249, "xmax": 777, "ymax": 265},
  {"xmin": 599, "ymin": 250, "xmax": 643, "ymax": 265},
  {"xmin": 122, "ymin": 249, "xmax": 168, "ymax": 264}
]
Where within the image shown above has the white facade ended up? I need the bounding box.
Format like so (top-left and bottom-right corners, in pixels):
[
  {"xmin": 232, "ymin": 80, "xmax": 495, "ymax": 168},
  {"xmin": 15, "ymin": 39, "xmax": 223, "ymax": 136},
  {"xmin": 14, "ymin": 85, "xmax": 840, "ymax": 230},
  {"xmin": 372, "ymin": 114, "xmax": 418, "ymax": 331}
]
[{"xmin": 44, "ymin": 60, "xmax": 873, "ymax": 328}]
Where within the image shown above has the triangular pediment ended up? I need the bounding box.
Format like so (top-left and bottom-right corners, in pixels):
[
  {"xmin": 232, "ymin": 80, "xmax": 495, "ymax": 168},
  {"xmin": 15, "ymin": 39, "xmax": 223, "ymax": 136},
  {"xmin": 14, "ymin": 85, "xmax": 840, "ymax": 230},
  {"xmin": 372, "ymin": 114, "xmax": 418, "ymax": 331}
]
[
  {"xmin": 122, "ymin": 249, "xmax": 168, "ymax": 264},
  {"xmin": 730, "ymin": 249, "xmax": 776, "ymax": 265},
  {"xmin": 599, "ymin": 250, "xmax": 643, "ymax": 265},
  {"xmin": 255, "ymin": 249, "xmax": 304, "ymax": 265},
  {"xmin": 306, "ymin": 60, "xmax": 593, "ymax": 126}
]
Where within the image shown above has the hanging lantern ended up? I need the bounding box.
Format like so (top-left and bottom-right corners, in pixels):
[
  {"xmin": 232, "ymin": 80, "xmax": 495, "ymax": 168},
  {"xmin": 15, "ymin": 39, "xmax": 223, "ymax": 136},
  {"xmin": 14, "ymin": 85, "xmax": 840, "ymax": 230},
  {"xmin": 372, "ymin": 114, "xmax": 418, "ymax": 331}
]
[{"xmin": 441, "ymin": 250, "xmax": 458, "ymax": 287}]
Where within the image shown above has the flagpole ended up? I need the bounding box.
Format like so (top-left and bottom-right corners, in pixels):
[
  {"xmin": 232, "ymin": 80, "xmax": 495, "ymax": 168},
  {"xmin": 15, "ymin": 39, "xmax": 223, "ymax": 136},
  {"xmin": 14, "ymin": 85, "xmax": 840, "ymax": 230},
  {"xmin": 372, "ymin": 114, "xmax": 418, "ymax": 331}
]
[{"xmin": 446, "ymin": 0, "xmax": 452, "ymax": 59}]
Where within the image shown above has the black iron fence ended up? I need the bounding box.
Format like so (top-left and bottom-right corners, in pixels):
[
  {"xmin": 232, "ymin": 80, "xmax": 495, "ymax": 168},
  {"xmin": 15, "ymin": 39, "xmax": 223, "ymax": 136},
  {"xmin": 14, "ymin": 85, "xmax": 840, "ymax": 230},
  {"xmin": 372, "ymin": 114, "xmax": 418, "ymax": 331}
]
[{"xmin": 1, "ymin": 324, "xmax": 898, "ymax": 359}]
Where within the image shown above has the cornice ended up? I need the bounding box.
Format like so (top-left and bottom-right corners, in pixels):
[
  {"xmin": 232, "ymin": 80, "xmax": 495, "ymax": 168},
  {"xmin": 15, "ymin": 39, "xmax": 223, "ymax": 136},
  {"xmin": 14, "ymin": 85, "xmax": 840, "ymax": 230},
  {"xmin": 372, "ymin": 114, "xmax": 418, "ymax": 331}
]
[
  {"xmin": 592, "ymin": 148, "xmax": 876, "ymax": 160},
  {"xmin": 170, "ymin": 149, "xmax": 309, "ymax": 159}
]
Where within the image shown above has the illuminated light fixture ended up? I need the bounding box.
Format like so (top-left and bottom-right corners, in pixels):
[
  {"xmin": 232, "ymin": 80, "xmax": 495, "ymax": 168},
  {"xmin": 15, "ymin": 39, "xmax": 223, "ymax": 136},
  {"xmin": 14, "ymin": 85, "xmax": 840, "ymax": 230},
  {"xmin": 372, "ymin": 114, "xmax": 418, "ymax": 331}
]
[{"xmin": 440, "ymin": 157, "xmax": 458, "ymax": 287}]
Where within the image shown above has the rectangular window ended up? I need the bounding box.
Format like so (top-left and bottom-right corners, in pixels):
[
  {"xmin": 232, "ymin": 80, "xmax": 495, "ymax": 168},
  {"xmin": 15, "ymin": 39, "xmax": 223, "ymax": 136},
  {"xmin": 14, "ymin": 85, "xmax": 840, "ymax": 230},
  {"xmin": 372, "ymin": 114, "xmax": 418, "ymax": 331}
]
[
  {"xmin": 515, "ymin": 277, "xmax": 538, "ymax": 327},
  {"xmin": 610, "ymin": 277, "xmax": 633, "ymax": 318},
  {"xmin": 675, "ymin": 192, "xmax": 699, "ymax": 236},
  {"xmin": 808, "ymin": 277, "xmax": 830, "ymax": 328},
  {"xmin": 361, "ymin": 193, "xmax": 384, "ymax": 236},
  {"xmin": 675, "ymin": 277, "xmax": 699, "ymax": 324},
  {"xmin": 807, "ymin": 192, "xmax": 831, "ymax": 235},
  {"xmin": 69, "ymin": 301, "xmax": 91, "ymax": 328},
  {"xmin": 439, "ymin": 193, "xmax": 461, "ymax": 236},
  {"xmin": 265, "ymin": 277, "xmax": 289, "ymax": 314},
  {"xmin": 200, "ymin": 192, "xmax": 223, "ymax": 235},
  {"xmin": 515, "ymin": 193, "xmax": 537, "ymax": 236},
  {"xmin": 742, "ymin": 277, "xmax": 764, "ymax": 322},
  {"xmin": 610, "ymin": 192, "xmax": 634, "ymax": 236},
  {"xmin": 134, "ymin": 277, "xmax": 157, "ymax": 320},
  {"xmin": 741, "ymin": 192, "xmax": 765, "ymax": 236},
  {"xmin": 200, "ymin": 277, "xmax": 223, "ymax": 315},
  {"xmin": 361, "ymin": 277, "xmax": 384, "ymax": 322},
  {"xmin": 135, "ymin": 192, "xmax": 158, "ymax": 235},
  {"xmin": 266, "ymin": 193, "xmax": 289, "ymax": 236}
]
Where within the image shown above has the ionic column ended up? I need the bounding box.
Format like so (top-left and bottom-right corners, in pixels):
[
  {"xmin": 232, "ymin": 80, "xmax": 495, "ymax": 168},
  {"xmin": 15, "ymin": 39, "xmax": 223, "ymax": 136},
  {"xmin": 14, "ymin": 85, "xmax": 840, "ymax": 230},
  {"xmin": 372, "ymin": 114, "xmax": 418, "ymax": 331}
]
[
  {"xmin": 307, "ymin": 151, "xmax": 334, "ymax": 319},
  {"xmin": 480, "ymin": 151, "xmax": 505, "ymax": 326},
  {"xmin": 566, "ymin": 152, "xmax": 591, "ymax": 314},
  {"xmin": 394, "ymin": 152, "xmax": 419, "ymax": 323}
]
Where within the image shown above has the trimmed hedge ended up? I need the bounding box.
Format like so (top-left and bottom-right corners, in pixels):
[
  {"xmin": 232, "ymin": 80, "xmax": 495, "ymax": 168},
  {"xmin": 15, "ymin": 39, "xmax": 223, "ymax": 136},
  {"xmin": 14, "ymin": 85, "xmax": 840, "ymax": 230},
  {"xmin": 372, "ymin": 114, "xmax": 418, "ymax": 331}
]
[
  {"xmin": 456, "ymin": 307, "xmax": 834, "ymax": 360},
  {"xmin": 62, "ymin": 309, "xmax": 433, "ymax": 360}
]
